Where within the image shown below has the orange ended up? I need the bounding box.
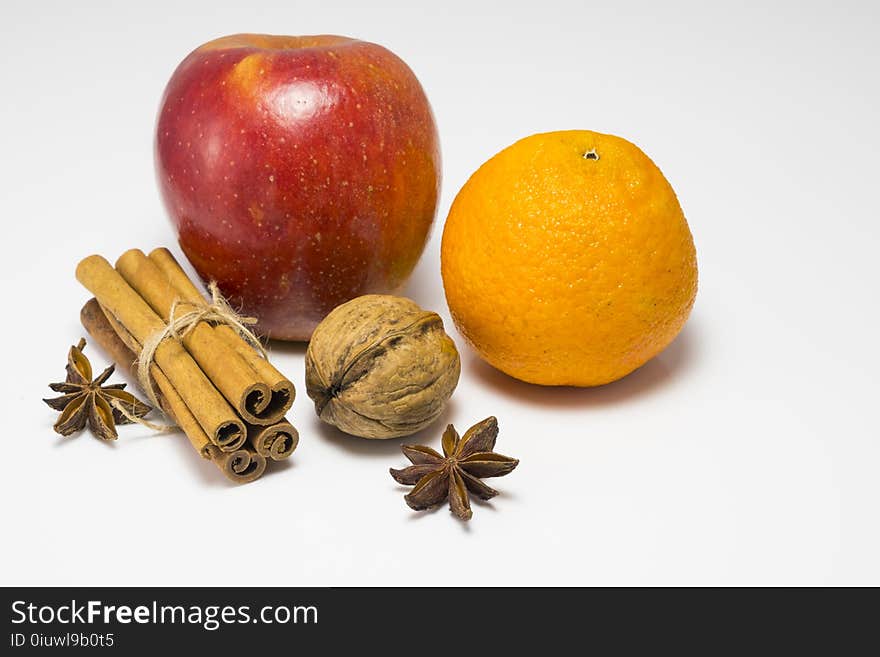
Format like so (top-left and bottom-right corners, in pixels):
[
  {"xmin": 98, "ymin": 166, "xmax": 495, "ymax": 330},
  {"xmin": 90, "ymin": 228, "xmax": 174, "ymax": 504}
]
[{"xmin": 440, "ymin": 130, "xmax": 697, "ymax": 386}]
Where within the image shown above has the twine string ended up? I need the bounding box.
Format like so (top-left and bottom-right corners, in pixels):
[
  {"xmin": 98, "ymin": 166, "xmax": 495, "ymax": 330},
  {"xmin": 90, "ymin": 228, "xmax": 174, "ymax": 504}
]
[
  {"xmin": 109, "ymin": 398, "xmax": 178, "ymax": 433},
  {"xmin": 127, "ymin": 282, "xmax": 265, "ymax": 432}
]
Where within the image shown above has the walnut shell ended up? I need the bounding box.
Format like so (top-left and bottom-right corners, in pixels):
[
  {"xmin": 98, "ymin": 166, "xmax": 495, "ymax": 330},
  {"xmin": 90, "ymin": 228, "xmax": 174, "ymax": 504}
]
[{"xmin": 305, "ymin": 295, "xmax": 461, "ymax": 439}]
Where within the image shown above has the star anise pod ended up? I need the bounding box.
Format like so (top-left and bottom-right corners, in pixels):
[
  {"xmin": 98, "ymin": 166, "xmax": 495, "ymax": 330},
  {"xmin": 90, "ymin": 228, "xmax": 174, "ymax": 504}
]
[
  {"xmin": 43, "ymin": 338, "xmax": 152, "ymax": 441},
  {"xmin": 390, "ymin": 416, "xmax": 518, "ymax": 521}
]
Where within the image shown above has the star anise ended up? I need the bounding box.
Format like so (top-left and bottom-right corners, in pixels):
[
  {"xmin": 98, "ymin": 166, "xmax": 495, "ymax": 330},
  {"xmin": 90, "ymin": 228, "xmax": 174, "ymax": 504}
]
[
  {"xmin": 390, "ymin": 416, "xmax": 519, "ymax": 521},
  {"xmin": 43, "ymin": 338, "xmax": 152, "ymax": 441}
]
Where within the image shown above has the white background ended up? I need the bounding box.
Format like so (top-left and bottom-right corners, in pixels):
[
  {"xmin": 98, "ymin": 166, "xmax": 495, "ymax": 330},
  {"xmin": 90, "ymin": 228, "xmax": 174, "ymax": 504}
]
[{"xmin": 1, "ymin": 0, "xmax": 878, "ymax": 586}]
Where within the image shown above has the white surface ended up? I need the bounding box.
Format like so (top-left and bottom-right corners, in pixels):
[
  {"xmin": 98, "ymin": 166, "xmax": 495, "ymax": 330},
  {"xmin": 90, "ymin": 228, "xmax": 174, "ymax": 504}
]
[{"xmin": 1, "ymin": 0, "xmax": 878, "ymax": 586}]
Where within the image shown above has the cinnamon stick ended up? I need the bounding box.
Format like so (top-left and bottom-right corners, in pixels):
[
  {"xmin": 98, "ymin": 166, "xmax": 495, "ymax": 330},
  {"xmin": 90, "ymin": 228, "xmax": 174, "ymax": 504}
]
[
  {"xmin": 203, "ymin": 444, "xmax": 267, "ymax": 482},
  {"xmin": 248, "ymin": 420, "xmax": 299, "ymax": 461},
  {"xmin": 148, "ymin": 247, "xmax": 295, "ymax": 424},
  {"xmin": 75, "ymin": 255, "xmax": 246, "ymax": 451},
  {"xmin": 81, "ymin": 298, "xmax": 266, "ymax": 483}
]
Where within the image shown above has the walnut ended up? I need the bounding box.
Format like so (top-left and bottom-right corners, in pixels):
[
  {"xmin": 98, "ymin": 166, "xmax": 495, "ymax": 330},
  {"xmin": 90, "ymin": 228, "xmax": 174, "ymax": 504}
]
[{"xmin": 305, "ymin": 295, "xmax": 461, "ymax": 439}]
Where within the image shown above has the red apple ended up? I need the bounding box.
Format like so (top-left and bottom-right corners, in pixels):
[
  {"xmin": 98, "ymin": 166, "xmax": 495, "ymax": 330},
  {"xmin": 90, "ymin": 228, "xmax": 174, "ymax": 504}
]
[{"xmin": 155, "ymin": 34, "xmax": 440, "ymax": 340}]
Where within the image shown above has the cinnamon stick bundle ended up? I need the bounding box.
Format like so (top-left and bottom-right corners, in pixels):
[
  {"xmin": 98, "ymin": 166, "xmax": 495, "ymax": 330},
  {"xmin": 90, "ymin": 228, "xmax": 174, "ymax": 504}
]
[
  {"xmin": 76, "ymin": 248, "xmax": 299, "ymax": 481},
  {"xmin": 76, "ymin": 256, "xmax": 247, "ymax": 452},
  {"xmin": 80, "ymin": 299, "xmax": 267, "ymax": 483}
]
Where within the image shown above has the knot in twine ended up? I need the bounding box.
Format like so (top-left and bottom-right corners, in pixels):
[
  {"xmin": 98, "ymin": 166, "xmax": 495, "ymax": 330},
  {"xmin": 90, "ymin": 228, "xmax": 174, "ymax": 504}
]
[{"xmin": 112, "ymin": 282, "xmax": 266, "ymax": 432}]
